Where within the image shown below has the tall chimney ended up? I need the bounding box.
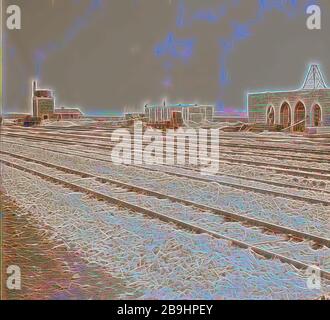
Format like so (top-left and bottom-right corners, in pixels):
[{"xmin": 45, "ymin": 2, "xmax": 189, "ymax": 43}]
[
  {"xmin": 32, "ymin": 80, "xmax": 37, "ymax": 117},
  {"xmin": 33, "ymin": 80, "xmax": 37, "ymax": 93}
]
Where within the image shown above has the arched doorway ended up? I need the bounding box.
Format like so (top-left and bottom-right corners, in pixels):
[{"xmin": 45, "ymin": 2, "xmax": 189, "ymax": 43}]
[
  {"xmin": 294, "ymin": 102, "xmax": 306, "ymax": 132},
  {"xmin": 312, "ymin": 105, "xmax": 322, "ymax": 127},
  {"xmin": 266, "ymin": 106, "xmax": 275, "ymax": 125},
  {"xmin": 280, "ymin": 102, "xmax": 291, "ymax": 128}
]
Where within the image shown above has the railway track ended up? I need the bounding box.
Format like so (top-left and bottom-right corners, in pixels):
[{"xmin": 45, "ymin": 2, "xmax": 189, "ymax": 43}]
[
  {"xmin": 8, "ymin": 124, "xmax": 330, "ymax": 144},
  {"xmin": 2, "ymin": 129, "xmax": 330, "ymax": 159},
  {"xmin": 5, "ymin": 130, "xmax": 328, "ymax": 163},
  {"xmin": 2, "ymin": 128, "xmax": 330, "ymax": 157},
  {"xmin": 6, "ymin": 136, "xmax": 329, "ymax": 190},
  {"xmin": 1, "ymin": 153, "xmax": 330, "ymax": 280},
  {"xmin": 2, "ymin": 132, "xmax": 330, "ymax": 180},
  {"xmin": 2, "ymin": 140, "xmax": 330, "ymax": 205},
  {"xmin": 3, "ymin": 128, "xmax": 330, "ymax": 165}
]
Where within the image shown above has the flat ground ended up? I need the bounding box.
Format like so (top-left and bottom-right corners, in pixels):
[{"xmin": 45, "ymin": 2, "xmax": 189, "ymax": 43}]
[
  {"xmin": 1, "ymin": 125, "xmax": 330, "ymax": 299},
  {"xmin": 0, "ymin": 193, "xmax": 137, "ymax": 300}
]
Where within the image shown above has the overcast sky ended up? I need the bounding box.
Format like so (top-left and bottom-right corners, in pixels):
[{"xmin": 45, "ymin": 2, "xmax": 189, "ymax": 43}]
[{"xmin": 3, "ymin": 0, "xmax": 330, "ymax": 115}]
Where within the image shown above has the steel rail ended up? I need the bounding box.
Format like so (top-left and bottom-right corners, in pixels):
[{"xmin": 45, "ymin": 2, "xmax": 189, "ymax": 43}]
[
  {"xmin": 1, "ymin": 157, "xmax": 330, "ymax": 281},
  {"xmin": 3, "ymin": 140, "xmax": 330, "ymax": 205},
  {"xmin": 2, "ymin": 132, "xmax": 330, "ymax": 180},
  {"xmin": 1, "ymin": 151, "xmax": 329, "ymax": 247},
  {"xmin": 2, "ymin": 129, "xmax": 330, "ymax": 156}
]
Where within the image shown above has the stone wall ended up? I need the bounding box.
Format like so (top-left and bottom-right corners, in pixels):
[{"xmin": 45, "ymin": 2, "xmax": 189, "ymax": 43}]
[{"xmin": 248, "ymin": 89, "xmax": 330, "ymax": 127}]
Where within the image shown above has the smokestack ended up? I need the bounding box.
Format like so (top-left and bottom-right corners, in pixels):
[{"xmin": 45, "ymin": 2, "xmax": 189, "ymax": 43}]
[
  {"xmin": 32, "ymin": 80, "xmax": 37, "ymax": 117},
  {"xmin": 33, "ymin": 80, "xmax": 37, "ymax": 93}
]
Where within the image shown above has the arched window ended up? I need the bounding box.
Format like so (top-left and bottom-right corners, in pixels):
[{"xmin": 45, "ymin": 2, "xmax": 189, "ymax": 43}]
[
  {"xmin": 294, "ymin": 101, "xmax": 306, "ymax": 132},
  {"xmin": 312, "ymin": 105, "xmax": 322, "ymax": 127},
  {"xmin": 280, "ymin": 102, "xmax": 291, "ymax": 128},
  {"xmin": 267, "ymin": 106, "xmax": 275, "ymax": 125}
]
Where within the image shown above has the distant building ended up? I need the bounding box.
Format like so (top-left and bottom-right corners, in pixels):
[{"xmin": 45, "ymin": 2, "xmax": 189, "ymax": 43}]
[
  {"xmin": 125, "ymin": 113, "xmax": 146, "ymax": 121},
  {"xmin": 214, "ymin": 112, "xmax": 249, "ymax": 123},
  {"xmin": 32, "ymin": 81, "xmax": 55, "ymax": 120},
  {"xmin": 54, "ymin": 107, "xmax": 83, "ymax": 120},
  {"xmin": 3, "ymin": 113, "xmax": 31, "ymax": 119},
  {"xmin": 145, "ymin": 103, "xmax": 214, "ymax": 125},
  {"xmin": 248, "ymin": 65, "xmax": 330, "ymax": 131},
  {"xmin": 124, "ymin": 113, "xmax": 147, "ymax": 126}
]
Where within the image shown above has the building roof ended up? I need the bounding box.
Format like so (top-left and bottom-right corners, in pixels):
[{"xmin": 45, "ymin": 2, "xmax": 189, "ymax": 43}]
[
  {"xmin": 302, "ymin": 64, "xmax": 328, "ymax": 90},
  {"xmin": 248, "ymin": 64, "xmax": 329, "ymax": 96},
  {"xmin": 3, "ymin": 113, "xmax": 31, "ymax": 119},
  {"xmin": 146, "ymin": 103, "xmax": 201, "ymax": 109},
  {"xmin": 34, "ymin": 90, "xmax": 53, "ymax": 98},
  {"xmin": 54, "ymin": 108, "xmax": 83, "ymax": 114}
]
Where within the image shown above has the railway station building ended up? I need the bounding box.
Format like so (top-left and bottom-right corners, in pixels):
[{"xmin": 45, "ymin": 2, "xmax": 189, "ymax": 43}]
[
  {"xmin": 32, "ymin": 81, "xmax": 55, "ymax": 120},
  {"xmin": 145, "ymin": 103, "xmax": 214, "ymax": 125},
  {"xmin": 248, "ymin": 65, "xmax": 330, "ymax": 132},
  {"xmin": 54, "ymin": 107, "xmax": 84, "ymax": 120}
]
